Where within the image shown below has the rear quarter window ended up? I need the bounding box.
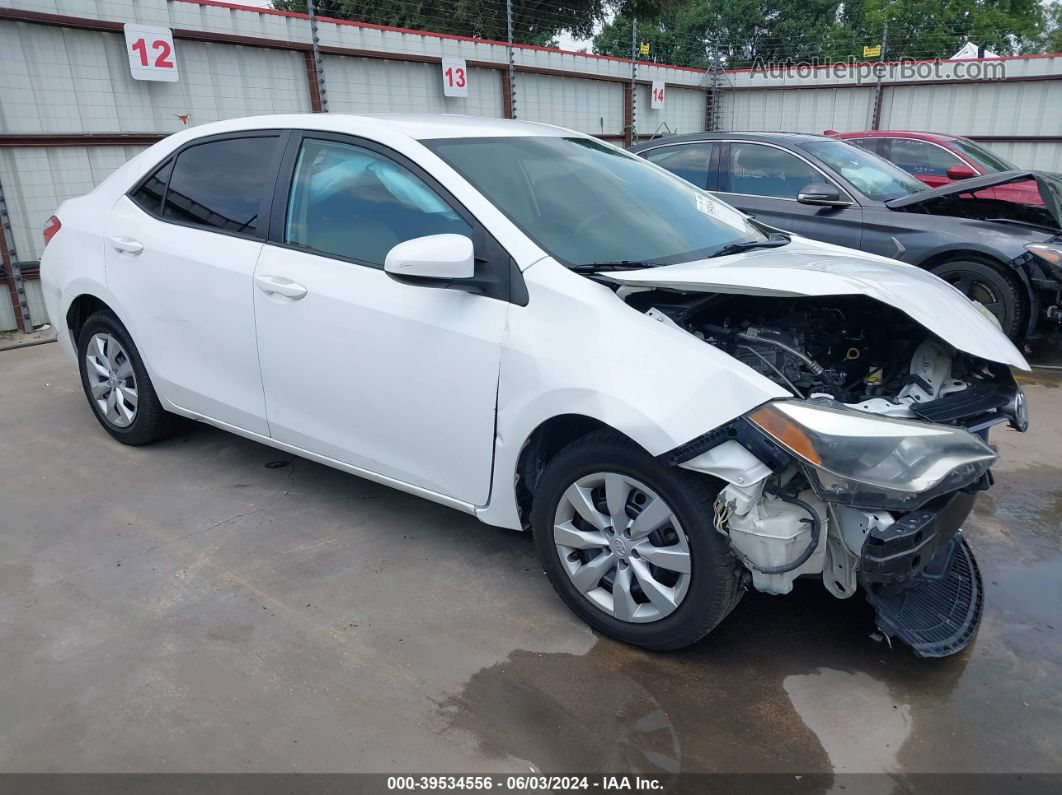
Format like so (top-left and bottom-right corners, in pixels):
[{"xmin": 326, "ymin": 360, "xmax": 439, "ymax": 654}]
[{"xmin": 129, "ymin": 158, "xmax": 173, "ymax": 216}]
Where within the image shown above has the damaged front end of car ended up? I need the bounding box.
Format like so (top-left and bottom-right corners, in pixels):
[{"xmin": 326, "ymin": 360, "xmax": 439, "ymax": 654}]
[
  {"xmin": 601, "ymin": 246, "xmax": 1031, "ymax": 657},
  {"xmin": 672, "ymin": 398, "xmax": 1004, "ymax": 657}
]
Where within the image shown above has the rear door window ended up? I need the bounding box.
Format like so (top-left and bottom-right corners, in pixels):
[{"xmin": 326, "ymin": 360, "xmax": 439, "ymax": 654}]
[{"xmin": 161, "ymin": 135, "xmax": 280, "ymax": 238}]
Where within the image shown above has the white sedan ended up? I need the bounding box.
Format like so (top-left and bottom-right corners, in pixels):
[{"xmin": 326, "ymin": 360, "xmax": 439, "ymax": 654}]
[{"xmin": 40, "ymin": 114, "xmax": 1029, "ymax": 656}]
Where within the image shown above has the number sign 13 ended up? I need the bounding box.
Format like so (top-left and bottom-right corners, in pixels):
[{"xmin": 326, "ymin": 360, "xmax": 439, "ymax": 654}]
[
  {"xmin": 124, "ymin": 24, "xmax": 179, "ymax": 82},
  {"xmin": 441, "ymin": 57, "xmax": 469, "ymax": 98}
]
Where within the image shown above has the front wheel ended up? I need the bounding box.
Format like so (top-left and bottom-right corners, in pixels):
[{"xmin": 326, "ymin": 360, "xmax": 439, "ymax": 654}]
[
  {"xmin": 531, "ymin": 430, "xmax": 743, "ymax": 650},
  {"xmin": 931, "ymin": 258, "xmax": 1028, "ymax": 341}
]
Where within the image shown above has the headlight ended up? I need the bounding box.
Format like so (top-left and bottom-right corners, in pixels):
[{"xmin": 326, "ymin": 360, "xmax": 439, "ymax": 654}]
[
  {"xmin": 1025, "ymin": 243, "xmax": 1062, "ymax": 279},
  {"xmin": 746, "ymin": 400, "xmax": 997, "ymax": 511}
]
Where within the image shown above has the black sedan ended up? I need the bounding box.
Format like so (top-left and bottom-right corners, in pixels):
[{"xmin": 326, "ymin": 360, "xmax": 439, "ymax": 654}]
[{"xmin": 630, "ymin": 132, "xmax": 1062, "ymax": 341}]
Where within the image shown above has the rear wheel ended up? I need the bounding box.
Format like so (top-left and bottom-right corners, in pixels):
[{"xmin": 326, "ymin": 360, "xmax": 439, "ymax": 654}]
[
  {"xmin": 531, "ymin": 430, "xmax": 743, "ymax": 650},
  {"xmin": 931, "ymin": 258, "xmax": 1027, "ymax": 340},
  {"xmin": 77, "ymin": 311, "xmax": 176, "ymax": 445}
]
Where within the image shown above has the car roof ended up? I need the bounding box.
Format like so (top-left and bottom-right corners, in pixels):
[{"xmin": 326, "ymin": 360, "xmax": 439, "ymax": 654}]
[
  {"xmin": 159, "ymin": 113, "xmax": 575, "ymax": 142},
  {"xmin": 835, "ymin": 130, "xmax": 961, "ymax": 144},
  {"xmin": 629, "ymin": 131, "xmax": 835, "ymax": 151}
]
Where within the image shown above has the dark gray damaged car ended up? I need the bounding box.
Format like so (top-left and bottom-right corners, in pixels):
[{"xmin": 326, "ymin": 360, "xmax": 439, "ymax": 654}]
[{"xmin": 630, "ymin": 132, "xmax": 1062, "ymax": 342}]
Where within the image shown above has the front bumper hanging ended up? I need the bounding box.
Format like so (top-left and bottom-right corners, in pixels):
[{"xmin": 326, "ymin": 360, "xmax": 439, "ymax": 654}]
[
  {"xmin": 863, "ymin": 532, "xmax": 983, "ymax": 658},
  {"xmin": 859, "ymin": 482, "xmax": 987, "ymax": 657}
]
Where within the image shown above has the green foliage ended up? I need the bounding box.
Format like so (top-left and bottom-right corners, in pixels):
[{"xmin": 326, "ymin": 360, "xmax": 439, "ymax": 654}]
[
  {"xmin": 839, "ymin": 0, "xmax": 1045, "ymax": 59},
  {"xmin": 272, "ymin": 0, "xmax": 608, "ymax": 46},
  {"xmin": 594, "ymin": 0, "xmax": 1050, "ymax": 67},
  {"xmin": 273, "ymin": 0, "xmax": 1055, "ymax": 64},
  {"xmin": 1043, "ymin": 1, "xmax": 1062, "ymax": 52}
]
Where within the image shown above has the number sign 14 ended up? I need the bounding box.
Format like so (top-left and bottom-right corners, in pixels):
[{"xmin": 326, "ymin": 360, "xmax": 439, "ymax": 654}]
[
  {"xmin": 651, "ymin": 81, "xmax": 666, "ymax": 109},
  {"xmin": 441, "ymin": 57, "xmax": 469, "ymax": 98},
  {"xmin": 124, "ymin": 24, "xmax": 179, "ymax": 82}
]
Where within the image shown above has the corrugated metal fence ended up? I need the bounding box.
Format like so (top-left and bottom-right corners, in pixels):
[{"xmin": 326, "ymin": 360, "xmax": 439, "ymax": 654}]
[{"xmin": 1, "ymin": 0, "xmax": 1059, "ymax": 330}]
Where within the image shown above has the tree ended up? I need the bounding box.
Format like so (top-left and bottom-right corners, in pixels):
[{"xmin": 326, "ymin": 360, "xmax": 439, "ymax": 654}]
[
  {"xmin": 838, "ymin": 0, "xmax": 1046, "ymax": 59},
  {"xmin": 1039, "ymin": 1, "xmax": 1062, "ymax": 52},
  {"xmin": 272, "ymin": 0, "xmax": 609, "ymax": 47},
  {"xmin": 594, "ymin": 1, "xmax": 846, "ymax": 68},
  {"xmin": 593, "ymin": 0, "xmax": 1049, "ymax": 68}
]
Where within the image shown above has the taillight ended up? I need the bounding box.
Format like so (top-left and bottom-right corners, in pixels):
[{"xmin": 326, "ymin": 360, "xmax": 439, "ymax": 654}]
[{"xmin": 43, "ymin": 215, "xmax": 61, "ymax": 247}]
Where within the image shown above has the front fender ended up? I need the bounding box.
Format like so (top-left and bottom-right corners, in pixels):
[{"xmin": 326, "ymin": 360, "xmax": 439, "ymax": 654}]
[{"xmin": 475, "ymin": 259, "xmax": 787, "ymax": 530}]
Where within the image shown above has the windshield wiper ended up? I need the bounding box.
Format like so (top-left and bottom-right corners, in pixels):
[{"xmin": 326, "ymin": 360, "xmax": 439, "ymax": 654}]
[
  {"xmin": 569, "ymin": 260, "xmax": 665, "ymax": 273},
  {"xmin": 707, "ymin": 233, "xmax": 791, "ymax": 259}
]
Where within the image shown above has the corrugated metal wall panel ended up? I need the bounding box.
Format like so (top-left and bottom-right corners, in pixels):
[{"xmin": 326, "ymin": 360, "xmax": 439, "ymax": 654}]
[
  {"xmin": 977, "ymin": 141, "xmax": 1062, "ymax": 171},
  {"xmin": 323, "ymin": 56, "xmax": 503, "ymax": 117},
  {"xmin": 634, "ymin": 84, "xmax": 706, "ymax": 137},
  {"xmin": 0, "ymin": 145, "xmax": 147, "ymax": 261},
  {"xmin": 0, "ymin": 279, "xmax": 47, "ymax": 328},
  {"xmin": 722, "ymin": 87, "xmax": 874, "ymax": 133},
  {"xmin": 880, "ymin": 82, "xmax": 1062, "ymax": 137},
  {"xmin": 0, "ymin": 23, "xmax": 308, "ymax": 135},
  {"xmin": 518, "ymin": 73, "xmax": 624, "ymax": 136}
]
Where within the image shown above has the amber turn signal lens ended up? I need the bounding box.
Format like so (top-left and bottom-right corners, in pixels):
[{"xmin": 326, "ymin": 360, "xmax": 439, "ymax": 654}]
[{"xmin": 746, "ymin": 403, "xmax": 824, "ymax": 467}]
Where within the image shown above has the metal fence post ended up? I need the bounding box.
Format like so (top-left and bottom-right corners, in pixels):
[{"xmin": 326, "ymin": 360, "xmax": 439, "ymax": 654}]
[
  {"xmin": 506, "ymin": 0, "xmax": 517, "ymax": 118},
  {"xmin": 870, "ymin": 23, "xmax": 888, "ymax": 130},
  {"xmin": 0, "ymin": 174, "xmax": 33, "ymax": 333},
  {"xmin": 629, "ymin": 16, "xmax": 638, "ymax": 145},
  {"xmin": 306, "ymin": 0, "xmax": 329, "ymax": 112},
  {"xmin": 705, "ymin": 38, "xmax": 720, "ymax": 131}
]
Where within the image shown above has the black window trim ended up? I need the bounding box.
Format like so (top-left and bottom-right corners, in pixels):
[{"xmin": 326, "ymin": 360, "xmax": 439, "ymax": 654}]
[
  {"xmin": 266, "ymin": 129, "xmax": 526, "ymax": 305},
  {"xmin": 125, "ymin": 129, "xmax": 292, "ymax": 243}
]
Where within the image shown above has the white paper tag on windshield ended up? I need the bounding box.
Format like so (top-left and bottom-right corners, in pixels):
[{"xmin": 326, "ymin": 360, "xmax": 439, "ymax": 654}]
[{"xmin": 695, "ymin": 193, "xmax": 745, "ymax": 229}]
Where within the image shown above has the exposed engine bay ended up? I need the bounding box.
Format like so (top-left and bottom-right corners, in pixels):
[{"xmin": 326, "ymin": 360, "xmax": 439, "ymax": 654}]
[
  {"xmin": 626, "ymin": 290, "xmax": 1021, "ymax": 425},
  {"xmin": 898, "ymin": 192, "xmax": 1060, "ymax": 234},
  {"xmin": 619, "ymin": 288, "xmax": 1025, "ymax": 657}
]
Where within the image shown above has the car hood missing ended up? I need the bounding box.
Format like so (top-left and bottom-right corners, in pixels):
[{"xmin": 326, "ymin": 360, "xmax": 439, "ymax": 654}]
[
  {"xmin": 603, "ymin": 237, "xmax": 1030, "ymax": 370},
  {"xmin": 885, "ymin": 169, "xmax": 1062, "ymax": 229}
]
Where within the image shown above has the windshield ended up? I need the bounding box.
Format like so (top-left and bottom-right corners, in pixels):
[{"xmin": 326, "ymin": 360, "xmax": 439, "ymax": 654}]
[
  {"xmin": 951, "ymin": 138, "xmax": 1018, "ymax": 173},
  {"xmin": 802, "ymin": 139, "xmax": 927, "ymax": 201},
  {"xmin": 424, "ymin": 136, "xmax": 759, "ymax": 267}
]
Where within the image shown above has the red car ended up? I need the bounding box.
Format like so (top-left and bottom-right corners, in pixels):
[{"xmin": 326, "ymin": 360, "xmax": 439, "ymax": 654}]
[{"xmin": 828, "ymin": 130, "xmax": 1043, "ymax": 205}]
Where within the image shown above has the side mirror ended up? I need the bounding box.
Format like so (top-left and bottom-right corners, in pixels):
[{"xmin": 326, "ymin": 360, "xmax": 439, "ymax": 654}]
[
  {"xmin": 946, "ymin": 165, "xmax": 976, "ymax": 181},
  {"xmin": 384, "ymin": 234, "xmax": 474, "ymax": 286},
  {"xmin": 796, "ymin": 183, "xmax": 851, "ymax": 207}
]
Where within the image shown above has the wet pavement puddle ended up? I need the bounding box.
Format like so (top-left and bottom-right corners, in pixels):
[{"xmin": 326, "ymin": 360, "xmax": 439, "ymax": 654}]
[{"xmin": 442, "ymin": 460, "xmax": 1062, "ymax": 776}]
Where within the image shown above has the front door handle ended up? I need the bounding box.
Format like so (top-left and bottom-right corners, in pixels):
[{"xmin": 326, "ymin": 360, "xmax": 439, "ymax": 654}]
[
  {"xmin": 255, "ymin": 274, "xmax": 308, "ymax": 300},
  {"xmin": 108, "ymin": 236, "xmax": 144, "ymax": 255}
]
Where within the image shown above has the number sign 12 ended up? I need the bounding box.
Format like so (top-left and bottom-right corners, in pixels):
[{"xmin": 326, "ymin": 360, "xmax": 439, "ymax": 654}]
[
  {"xmin": 124, "ymin": 24, "xmax": 179, "ymax": 82},
  {"xmin": 650, "ymin": 81, "xmax": 666, "ymax": 109},
  {"xmin": 441, "ymin": 57, "xmax": 469, "ymax": 98}
]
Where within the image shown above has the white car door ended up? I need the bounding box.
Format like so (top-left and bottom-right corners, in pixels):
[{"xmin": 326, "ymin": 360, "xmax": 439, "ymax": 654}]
[
  {"xmin": 252, "ymin": 134, "xmax": 511, "ymax": 505},
  {"xmin": 105, "ymin": 132, "xmax": 287, "ymax": 435}
]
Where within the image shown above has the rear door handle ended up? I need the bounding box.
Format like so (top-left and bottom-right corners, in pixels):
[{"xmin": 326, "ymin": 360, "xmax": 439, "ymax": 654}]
[
  {"xmin": 254, "ymin": 274, "xmax": 307, "ymax": 300},
  {"xmin": 108, "ymin": 236, "xmax": 143, "ymax": 255}
]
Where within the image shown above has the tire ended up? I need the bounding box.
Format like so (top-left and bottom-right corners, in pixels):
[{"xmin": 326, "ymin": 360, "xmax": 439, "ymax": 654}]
[
  {"xmin": 931, "ymin": 258, "xmax": 1028, "ymax": 341},
  {"xmin": 77, "ymin": 310, "xmax": 176, "ymax": 445},
  {"xmin": 531, "ymin": 429, "xmax": 743, "ymax": 651}
]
